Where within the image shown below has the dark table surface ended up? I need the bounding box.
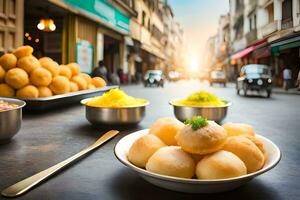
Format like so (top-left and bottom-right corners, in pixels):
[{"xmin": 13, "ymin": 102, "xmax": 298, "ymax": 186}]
[{"xmin": 0, "ymin": 83, "xmax": 299, "ymax": 200}]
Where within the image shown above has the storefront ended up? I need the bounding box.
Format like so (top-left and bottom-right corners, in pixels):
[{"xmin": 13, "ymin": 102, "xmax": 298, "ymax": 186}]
[
  {"xmin": 23, "ymin": 0, "xmax": 68, "ymax": 63},
  {"xmin": 0, "ymin": 0, "xmax": 133, "ymax": 76},
  {"xmin": 270, "ymin": 35, "xmax": 300, "ymax": 86}
]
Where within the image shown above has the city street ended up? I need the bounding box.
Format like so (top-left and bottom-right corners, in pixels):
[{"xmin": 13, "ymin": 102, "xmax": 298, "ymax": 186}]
[{"xmin": 1, "ymin": 80, "xmax": 299, "ymax": 200}]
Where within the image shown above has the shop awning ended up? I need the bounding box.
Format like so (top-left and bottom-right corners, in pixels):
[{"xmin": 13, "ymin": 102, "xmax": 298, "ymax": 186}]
[
  {"xmin": 253, "ymin": 42, "xmax": 271, "ymax": 59},
  {"xmin": 231, "ymin": 46, "xmax": 255, "ymax": 59},
  {"xmin": 271, "ymin": 35, "xmax": 300, "ymax": 54}
]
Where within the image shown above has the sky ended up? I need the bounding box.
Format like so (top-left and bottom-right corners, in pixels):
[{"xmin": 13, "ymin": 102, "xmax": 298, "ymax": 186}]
[{"xmin": 169, "ymin": 0, "xmax": 229, "ymax": 67}]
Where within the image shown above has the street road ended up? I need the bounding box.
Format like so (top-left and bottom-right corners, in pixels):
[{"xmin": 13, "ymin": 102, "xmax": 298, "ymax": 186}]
[{"xmin": 0, "ymin": 80, "xmax": 299, "ymax": 200}]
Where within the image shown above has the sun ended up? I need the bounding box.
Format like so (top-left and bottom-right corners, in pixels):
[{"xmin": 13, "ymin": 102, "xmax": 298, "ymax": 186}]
[{"xmin": 188, "ymin": 54, "xmax": 200, "ymax": 72}]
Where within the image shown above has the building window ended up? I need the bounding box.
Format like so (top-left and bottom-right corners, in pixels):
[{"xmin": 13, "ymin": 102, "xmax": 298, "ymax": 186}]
[
  {"xmin": 282, "ymin": 0, "xmax": 293, "ymax": 29},
  {"xmin": 249, "ymin": 12, "xmax": 257, "ymax": 31},
  {"xmin": 235, "ymin": 0, "xmax": 244, "ymax": 12},
  {"xmin": 267, "ymin": 3, "xmax": 274, "ymax": 23},
  {"xmin": 142, "ymin": 11, "xmax": 146, "ymax": 26},
  {"xmin": 148, "ymin": 19, "xmax": 151, "ymax": 31}
]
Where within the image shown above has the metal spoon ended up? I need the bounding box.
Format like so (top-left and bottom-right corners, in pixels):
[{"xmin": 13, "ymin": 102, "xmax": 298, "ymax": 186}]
[{"xmin": 1, "ymin": 130, "xmax": 119, "ymax": 197}]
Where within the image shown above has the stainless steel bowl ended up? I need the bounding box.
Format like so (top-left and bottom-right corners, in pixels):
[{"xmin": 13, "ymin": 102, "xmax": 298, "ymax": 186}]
[
  {"xmin": 0, "ymin": 97, "xmax": 26, "ymax": 143},
  {"xmin": 81, "ymin": 98, "xmax": 149, "ymax": 125},
  {"xmin": 169, "ymin": 99, "xmax": 231, "ymax": 123}
]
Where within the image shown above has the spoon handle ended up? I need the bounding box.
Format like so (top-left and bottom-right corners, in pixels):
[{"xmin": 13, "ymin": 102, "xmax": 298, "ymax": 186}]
[{"xmin": 1, "ymin": 130, "xmax": 119, "ymax": 198}]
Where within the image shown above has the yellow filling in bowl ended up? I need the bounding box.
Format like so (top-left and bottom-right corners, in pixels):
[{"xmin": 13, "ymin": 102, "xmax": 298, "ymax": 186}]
[
  {"xmin": 85, "ymin": 88, "xmax": 148, "ymax": 108},
  {"xmin": 174, "ymin": 91, "xmax": 226, "ymax": 106}
]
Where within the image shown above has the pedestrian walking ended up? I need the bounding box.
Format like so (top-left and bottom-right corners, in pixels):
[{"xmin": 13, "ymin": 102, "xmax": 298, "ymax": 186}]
[
  {"xmin": 283, "ymin": 67, "xmax": 292, "ymax": 91},
  {"xmin": 92, "ymin": 60, "xmax": 108, "ymax": 82}
]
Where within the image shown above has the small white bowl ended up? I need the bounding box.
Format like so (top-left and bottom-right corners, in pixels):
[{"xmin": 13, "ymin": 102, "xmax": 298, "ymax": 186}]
[{"xmin": 114, "ymin": 129, "xmax": 281, "ymax": 193}]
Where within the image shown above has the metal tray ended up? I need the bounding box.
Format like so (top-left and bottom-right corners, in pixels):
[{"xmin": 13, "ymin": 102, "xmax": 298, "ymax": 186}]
[{"xmin": 17, "ymin": 85, "xmax": 118, "ymax": 111}]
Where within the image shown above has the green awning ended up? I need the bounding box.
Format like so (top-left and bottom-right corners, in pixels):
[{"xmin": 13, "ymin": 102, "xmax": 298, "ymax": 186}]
[{"xmin": 271, "ymin": 36, "xmax": 300, "ymax": 54}]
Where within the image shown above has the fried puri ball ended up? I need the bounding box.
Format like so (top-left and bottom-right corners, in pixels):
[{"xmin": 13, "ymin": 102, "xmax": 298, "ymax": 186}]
[
  {"xmin": 5, "ymin": 68, "xmax": 29, "ymax": 89},
  {"xmin": 37, "ymin": 86, "xmax": 53, "ymax": 97},
  {"xmin": 196, "ymin": 150, "xmax": 247, "ymax": 180},
  {"xmin": 16, "ymin": 85, "xmax": 39, "ymax": 98},
  {"xmin": 91, "ymin": 77, "xmax": 106, "ymax": 88},
  {"xmin": 149, "ymin": 117, "xmax": 184, "ymax": 145},
  {"xmin": 39, "ymin": 57, "xmax": 53, "ymax": 65},
  {"xmin": 223, "ymin": 136, "xmax": 265, "ymax": 173},
  {"xmin": 30, "ymin": 67, "xmax": 52, "ymax": 86},
  {"xmin": 146, "ymin": 146, "xmax": 195, "ymax": 179},
  {"xmin": 222, "ymin": 122, "xmax": 255, "ymax": 137},
  {"xmin": 243, "ymin": 135, "xmax": 264, "ymax": 153},
  {"xmin": 41, "ymin": 61, "xmax": 60, "ymax": 77},
  {"xmin": 0, "ymin": 83, "xmax": 15, "ymax": 97},
  {"xmin": 176, "ymin": 121, "xmax": 227, "ymax": 155},
  {"xmin": 70, "ymin": 81, "xmax": 79, "ymax": 92},
  {"xmin": 59, "ymin": 65, "xmax": 72, "ymax": 79},
  {"xmin": 0, "ymin": 53, "xmax": 17, "ymax": 70},
  {"xmin": 71, "ymin": 75, "xmax": 87, "ymax": 90},
  {"xmin": 13, "ymin": 45, "xmax": 33, "ymax": 58},
  {"xmin": 49, "ymin": 76, "xmax": 71, "ymax": 95},
  {"xmin": 17, "ymin": 55, "xmax": 41, "ymax": 73},
  {"xmin": 128, "ymin": 134, "xmax": 166, "ymax": 168},
  {"xmin": 88, "ymin": 84, "xmax": 96, "ymax": 90},
  {"xmin": 80, "ymin": 73, "xmax": 92, "ymax": 84},
  {"xmin": 67, "ymin": 63, "xmax": 80, "ymax": 76},
  {"xmin": 0, "ymin": 65, "xmax": 5, "ymax": 82}
]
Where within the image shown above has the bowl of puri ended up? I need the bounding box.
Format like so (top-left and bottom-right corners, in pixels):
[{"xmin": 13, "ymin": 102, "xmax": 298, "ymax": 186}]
[
  {"xmin": 81, "ymin": 89, "xmax": 149, "ymax": 125},
  {"xmin": 0, "ymin": 98, "xmax": 26, "ymax": 143},
  {"xmin": 114, "ymin": 116, "xmax": 281, "ymax": 193},
  {"xmin": 169, "ymin": 91, "xmax": 231, "ymax": 123}
]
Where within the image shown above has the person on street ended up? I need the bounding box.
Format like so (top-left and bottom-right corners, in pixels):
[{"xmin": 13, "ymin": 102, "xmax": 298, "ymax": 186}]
[
  {"xmin": 92, "ymin": 60, "xmax": 108, "ymax": 82},
  {"xmin": 283, "ymin": 67, "xmax": 292, "ymax": 91}
]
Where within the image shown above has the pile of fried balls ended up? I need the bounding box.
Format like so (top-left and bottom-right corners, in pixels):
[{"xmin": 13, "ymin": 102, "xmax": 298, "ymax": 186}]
[{"xmin": 0, "ymin": 45, "xmax": 106, "ymax": 98}]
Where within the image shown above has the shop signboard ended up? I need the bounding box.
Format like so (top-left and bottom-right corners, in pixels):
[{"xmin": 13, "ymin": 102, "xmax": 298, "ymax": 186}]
[
  {"xmin": 76, "ymin": 40, "xmax": 94, "ymax": 74},
  {"xmin": 64, "ymin": 0, "xmax": 130, "ymax": 33}
]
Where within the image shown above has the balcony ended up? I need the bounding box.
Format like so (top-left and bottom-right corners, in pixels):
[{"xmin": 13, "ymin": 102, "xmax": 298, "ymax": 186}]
[
  {"xmin": 245, "ymin": 29, "xmax": 257, "ymax": 45},
  {"xmin": 281, "ymin": 18, "xmax": 293, "ymax": 30},
  {"xmin": 261, "ymin": 20, "xmax": 278, "ymax": 37}
]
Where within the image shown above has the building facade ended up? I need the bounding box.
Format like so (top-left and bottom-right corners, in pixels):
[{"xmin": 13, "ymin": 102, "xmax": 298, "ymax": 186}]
[{"xmin": 229, "ymin": 0, "xmax": 300, "ymax": 86}]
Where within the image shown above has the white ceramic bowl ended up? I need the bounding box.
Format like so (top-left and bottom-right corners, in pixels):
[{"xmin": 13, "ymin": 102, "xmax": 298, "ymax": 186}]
[{"xmin": 114, "ymin": 129, "xmax": 281, "ymax": 193}]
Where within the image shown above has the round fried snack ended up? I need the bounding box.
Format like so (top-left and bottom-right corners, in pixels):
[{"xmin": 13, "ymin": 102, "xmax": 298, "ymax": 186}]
[
  {"xmin": 0, "ymin": 65, "xmax": 5, "ymax": 82},
  {"xmin": 71, "ymin": 75, "xmax": 87, "ymax": 90},
  {"xmin": 243, "ymin": 135, "xmax": 264, "ymax": 153},
  {"xmin": 0, "ymin": 53, "xmax": 17, "ymax": 70},
  {"xmin": 128, "ymin": 134, "xmax": 166, "ymax": 168},
  {"xmin": 13, "ymin": 45, "xmax": 33, "ymax": 58},
  {"xmin": 146, "ymin": 146, "xmax": 195, "ymax": 179},
  {"xmin": 41, "ymin": 61, "xmax": 60, "ymax": 77},
  {"xmin": 67, "ymin": 62, "xmax": 80, "ymax": 76},
  {"xmin": 49, "ymin": 76, "xmax": 70, "ymax": 95},
  {"xmin": 70, "ymin": 81, "xmax": 79, "ymax": 92},
  {"xmin": 91, "ymin": 77, "xmax": 106, "ymax": 88},
  {"xmin": 222, "ymin": 122, "xmax": 255, "ymax": 137},
  {"xmin": 30, "ymin": 67, "xmax": 52, "ymax": 86},
  {"xmin": 223, "ymin": 136, "xmax": 265, "ymax": 173},
  {"xmin": 5, "ymin": 68, "xmax": 29, "ymax": 89},
  {"xmin": 196, "ymin": 150, "xmax": 247, "ymax": 180},
  {"xmin": 0, "ymin": 83, "xmax": 15, "ymax": 97},
  {"xmin": 16, "ymin": 85, "xmax": 39, "ymax": 98},
  {"xmin": 39, "ymin": 57, "xmax": 53, "ymax": 65},
  {"xmin": 176, "ymin": 121, "xmax": 227, "ymax": 155},
  {"xmin": 59, "ymin": 65, "xmax": 72, "ymax": 79},
  {"xmin": 37, "ymin": 86, "xmax": 53, "ymax": 97},
  {"xmin": 17, "ymin": 55, "xmax": 41, "ymax": 73},
  {"xmin": 80, "ymin": 73, "xmax": 92, "ymax": 84},
  {"xmin": 149, "ymin": 117, "xmax": 184, "ymax": 145},
  {"xmin": 88, "ymin": 84, "xmax": 96, "ymax": 90}
]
